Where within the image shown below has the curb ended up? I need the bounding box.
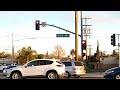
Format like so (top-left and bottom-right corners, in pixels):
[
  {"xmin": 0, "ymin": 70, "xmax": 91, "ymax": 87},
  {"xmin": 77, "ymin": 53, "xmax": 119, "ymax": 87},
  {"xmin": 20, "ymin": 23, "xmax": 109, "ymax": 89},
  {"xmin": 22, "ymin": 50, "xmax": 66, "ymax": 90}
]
[{"xmin": 80, "ymin": 72, "xmax": 104, "ymax": 78}]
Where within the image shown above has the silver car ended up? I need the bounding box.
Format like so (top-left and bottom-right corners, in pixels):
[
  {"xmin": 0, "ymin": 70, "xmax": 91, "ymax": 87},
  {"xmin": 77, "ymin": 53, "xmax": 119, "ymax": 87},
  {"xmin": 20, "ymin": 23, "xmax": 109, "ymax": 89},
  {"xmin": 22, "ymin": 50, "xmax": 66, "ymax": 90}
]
[
  {"xmin": 61, "ymin": 60, "xmax": 86, "ymax": 78},
  {"xmin": 3, "ymin": 65, "xmax": 17, "ymax": 76}
]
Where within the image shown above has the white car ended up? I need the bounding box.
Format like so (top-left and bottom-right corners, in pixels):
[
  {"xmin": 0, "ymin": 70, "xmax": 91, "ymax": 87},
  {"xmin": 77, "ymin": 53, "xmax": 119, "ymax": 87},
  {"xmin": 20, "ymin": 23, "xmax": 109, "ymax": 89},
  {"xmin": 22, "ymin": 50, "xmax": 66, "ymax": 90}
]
[
  {"xmin": 6, "ymin": 59, "xmax": 65, "ymax": 79},
  {"xmin": 61, "ymin": 60, "xmax": 86, "ymax": 78}
]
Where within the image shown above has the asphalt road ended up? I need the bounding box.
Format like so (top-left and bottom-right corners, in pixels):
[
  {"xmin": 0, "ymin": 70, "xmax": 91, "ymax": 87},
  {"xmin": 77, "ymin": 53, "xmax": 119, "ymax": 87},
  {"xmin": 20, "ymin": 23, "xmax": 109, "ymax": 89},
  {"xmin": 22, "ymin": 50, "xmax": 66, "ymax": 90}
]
[{"xmin": 0, "ymin": 71, "xmax": 105, "ymax": 79}]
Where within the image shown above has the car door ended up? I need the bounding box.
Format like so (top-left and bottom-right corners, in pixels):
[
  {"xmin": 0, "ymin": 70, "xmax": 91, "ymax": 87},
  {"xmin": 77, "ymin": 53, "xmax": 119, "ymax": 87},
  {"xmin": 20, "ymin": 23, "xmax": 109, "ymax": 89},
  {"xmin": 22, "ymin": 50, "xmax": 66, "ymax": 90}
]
[
  {"xmin": 22, "ymin": 60, "xmax": 39, "ymax": 77},
  {"xmin": 36, "ymin": 60, "xmax": 50, "ymax": 75}
]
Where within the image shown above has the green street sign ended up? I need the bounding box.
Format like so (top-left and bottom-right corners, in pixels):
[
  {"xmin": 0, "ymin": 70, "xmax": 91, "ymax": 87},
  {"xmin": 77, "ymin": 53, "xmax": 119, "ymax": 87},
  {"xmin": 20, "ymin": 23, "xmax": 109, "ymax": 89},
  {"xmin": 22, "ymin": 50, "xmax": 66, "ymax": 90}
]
[{"xmin": 56, "ymin": 34, "xmax": 70, "ymax": 37}]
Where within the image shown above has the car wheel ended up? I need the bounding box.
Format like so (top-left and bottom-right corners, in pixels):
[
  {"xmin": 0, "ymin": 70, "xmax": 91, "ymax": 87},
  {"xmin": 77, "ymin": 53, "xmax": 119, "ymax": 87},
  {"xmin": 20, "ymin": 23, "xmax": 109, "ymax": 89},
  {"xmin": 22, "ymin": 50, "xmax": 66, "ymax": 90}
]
[
  {"xmin": 11, "ymin": 72, "xmax": 22, "ymax": 79},
  {"xmin": 47, "ymin": 71, "xmax": 58, "ymax": 79},
  {"xmin": 64, "ymin": 71, "xmax": 70, "ymax": 78},
  {"xmin": 3, "ymin": 74, "xmax": 6, "ymax": 76},
  {"xmin": 115, "ymin": 73, "xmax": 120, "ymax": 79}
]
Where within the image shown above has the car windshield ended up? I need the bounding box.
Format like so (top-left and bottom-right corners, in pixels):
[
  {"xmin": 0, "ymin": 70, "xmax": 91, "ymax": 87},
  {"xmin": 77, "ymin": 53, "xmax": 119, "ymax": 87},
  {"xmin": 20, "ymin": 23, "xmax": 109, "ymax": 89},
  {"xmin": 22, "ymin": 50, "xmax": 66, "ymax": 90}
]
[{"xmin": 74, "ymin": 62, "xmax": 83, "ymax": 66}]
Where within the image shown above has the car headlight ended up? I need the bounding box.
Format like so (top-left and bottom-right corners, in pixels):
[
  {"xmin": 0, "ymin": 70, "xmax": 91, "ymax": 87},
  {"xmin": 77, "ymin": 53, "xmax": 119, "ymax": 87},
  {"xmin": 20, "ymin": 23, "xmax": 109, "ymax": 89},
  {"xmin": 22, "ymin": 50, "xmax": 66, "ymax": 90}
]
[{"xmin": 105, "ymin": 70, "xmax": 114, "ymax": 74}]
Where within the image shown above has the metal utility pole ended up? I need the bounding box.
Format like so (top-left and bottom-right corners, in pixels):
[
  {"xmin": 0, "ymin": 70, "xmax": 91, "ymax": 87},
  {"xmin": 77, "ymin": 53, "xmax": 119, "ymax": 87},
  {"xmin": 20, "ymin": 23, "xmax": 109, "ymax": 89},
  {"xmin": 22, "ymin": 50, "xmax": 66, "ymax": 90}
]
[
  {"xmin": 12, "ymin": 34, "xmax": 14, "ymax": 63},
  {"xmin": 118, "ymin": 34, "xmax": 120, "ymax": 67},
  {"xmin": 114, "ymin": 34, "xmax": 120, "ymax": 67},
  {"xmin": 75, "ymin": 11, "xmax": 79, "ymax": 61},
  {"xmin": 80, "ymin": 11, "xmax": 83, "ymax": 61}
]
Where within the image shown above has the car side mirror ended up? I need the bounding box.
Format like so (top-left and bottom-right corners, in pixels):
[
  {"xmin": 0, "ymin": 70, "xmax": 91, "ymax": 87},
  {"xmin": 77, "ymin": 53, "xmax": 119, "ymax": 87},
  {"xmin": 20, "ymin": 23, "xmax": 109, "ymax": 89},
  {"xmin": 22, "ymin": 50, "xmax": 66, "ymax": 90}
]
[{"xmin": 24, "ymin": 65, "xmax": 27, "ymax": 68}]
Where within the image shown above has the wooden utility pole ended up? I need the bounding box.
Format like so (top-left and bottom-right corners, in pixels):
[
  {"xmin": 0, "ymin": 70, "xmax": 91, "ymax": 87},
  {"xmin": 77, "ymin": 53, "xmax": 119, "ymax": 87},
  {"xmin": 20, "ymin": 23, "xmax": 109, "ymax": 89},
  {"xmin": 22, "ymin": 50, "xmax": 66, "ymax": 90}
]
[
  {"xmin": 88, "ymin": 45, "xmax": 93, "ymax": 56},
  {"xmin": 75, "ymin": 11, "xmax": 79, "ymax": 61},
  {"xmin": 82, "ymin": 17, "xmax": 92, "ymax": 61},
  {"xmin": 85, "ymin": 18, "xmax": 88, "ymax": 60}
]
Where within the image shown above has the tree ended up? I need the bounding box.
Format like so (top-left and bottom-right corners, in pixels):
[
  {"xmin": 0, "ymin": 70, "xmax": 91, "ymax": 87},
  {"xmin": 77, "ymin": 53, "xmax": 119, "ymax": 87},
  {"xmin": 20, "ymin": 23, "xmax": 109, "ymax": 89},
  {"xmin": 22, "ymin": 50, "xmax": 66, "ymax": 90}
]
[
  {"xmin": 17, "ymin": 46, "xmax": 37, "ymax": 64},
  {"xmin": 112, "ymin": 50, "xmax": 118, "ymax": 56},
  {"xmin": 48, "ymin": 54, "xmax": 55, "ymax": 59},
  {"xmin": 0, "ymin": 52, "xmax": 11, "ymax": 58},
  {"xmin": 52, "ymin": 44, "xmax": 66, "ymax": 59},
  {"xmin": 70, "ymin": 49, "xmax": 75, "ymax": 59},
  {"xmin": 96, "ymin": 40, "xmax": 100, "ymax": 62},
  {"xmin": 37, "ymin": 54, "xmax": 44, "ymax": 59}
]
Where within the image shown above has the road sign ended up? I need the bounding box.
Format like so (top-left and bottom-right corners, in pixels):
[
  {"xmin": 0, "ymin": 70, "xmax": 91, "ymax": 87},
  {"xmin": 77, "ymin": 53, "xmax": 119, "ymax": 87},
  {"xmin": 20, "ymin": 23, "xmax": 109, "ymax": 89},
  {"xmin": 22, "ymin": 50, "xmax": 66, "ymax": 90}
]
[
  {"xmin": 41, "ymin": 22, "xmax": 46, "ymax": 27},
  {"xmin": 56, "ymin": 34, "xmax": 70, "ymax": 37}
]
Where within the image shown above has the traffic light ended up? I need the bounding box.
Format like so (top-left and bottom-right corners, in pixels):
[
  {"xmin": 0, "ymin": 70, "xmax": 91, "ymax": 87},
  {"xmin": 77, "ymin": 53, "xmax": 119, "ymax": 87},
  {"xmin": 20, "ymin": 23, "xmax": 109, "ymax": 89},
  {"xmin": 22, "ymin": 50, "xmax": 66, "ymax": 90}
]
[
  {"xmin": 111, "ymin": 34, "xmax": 116, "ymax": 46},
  {"xmin": 35, "ymin": 20, "xmax": 40, "ymax": 30},
  {"xmin": 82, "ymin": 53, "xmax": 85, "ymax": 57},
  {"xmin": 82, "ymin": 40, "xmax": 86, "ymax": 50}
]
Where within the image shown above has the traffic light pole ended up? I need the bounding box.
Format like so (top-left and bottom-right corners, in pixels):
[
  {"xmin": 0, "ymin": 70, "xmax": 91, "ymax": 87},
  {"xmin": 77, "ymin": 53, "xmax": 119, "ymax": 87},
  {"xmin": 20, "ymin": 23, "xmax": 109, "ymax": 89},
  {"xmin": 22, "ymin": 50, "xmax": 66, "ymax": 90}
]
[{"xmin": 80, "ymin": 11, "xmax": 83, "ymax": 61}]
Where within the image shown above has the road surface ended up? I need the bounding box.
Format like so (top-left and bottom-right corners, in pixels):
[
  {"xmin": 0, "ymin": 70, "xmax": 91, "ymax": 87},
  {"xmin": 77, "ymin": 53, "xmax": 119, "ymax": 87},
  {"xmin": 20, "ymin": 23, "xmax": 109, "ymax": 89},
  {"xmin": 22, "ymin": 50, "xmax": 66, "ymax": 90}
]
[{"xmin": 0, "ymin": 71, "xmax": 104, "ymax": 79}]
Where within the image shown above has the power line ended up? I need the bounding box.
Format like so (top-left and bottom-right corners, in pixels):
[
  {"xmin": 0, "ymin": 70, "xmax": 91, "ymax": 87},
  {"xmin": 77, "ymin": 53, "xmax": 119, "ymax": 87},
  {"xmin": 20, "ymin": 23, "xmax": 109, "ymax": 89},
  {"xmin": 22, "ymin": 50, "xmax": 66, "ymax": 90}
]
[
  {"xmin": 91, "ymin": 36, "xmax": 110, "ymax": 38},
  {"xmin": 13, "ymin": 34, "xmax": 35, "ymax": 38},
  {"xmin": 0, "ymin": 34, "xmax": 11, "ymax": 38}
]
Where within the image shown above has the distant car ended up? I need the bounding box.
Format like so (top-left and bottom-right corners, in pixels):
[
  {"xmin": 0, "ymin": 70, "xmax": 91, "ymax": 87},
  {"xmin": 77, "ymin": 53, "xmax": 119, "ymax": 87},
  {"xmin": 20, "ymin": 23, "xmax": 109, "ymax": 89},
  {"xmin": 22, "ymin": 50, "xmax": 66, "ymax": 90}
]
[
  {"xmin": 0, "ymin": 64, "xmax": 8, "ymax": 71},
  {"xmin": 6, "ymin": 59, "xmax": 65, "ymax": 79},
  {"xmin": 104, "ymin": 67, "xmax": 120, "ymax": 79},
  {"xmin": 3, "ymin": 65, "xmax": 17, "ymax": 76},
  {"xmin": 61, "ymin": 60, "xmax": 86, "ymax": 78}
]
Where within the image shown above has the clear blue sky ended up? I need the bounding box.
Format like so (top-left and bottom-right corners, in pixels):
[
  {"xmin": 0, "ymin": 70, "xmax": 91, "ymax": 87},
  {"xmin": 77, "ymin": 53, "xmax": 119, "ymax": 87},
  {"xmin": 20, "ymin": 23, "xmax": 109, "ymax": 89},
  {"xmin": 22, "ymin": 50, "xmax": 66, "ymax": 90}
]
[{"xmin": 0, "ymin": 11, "xmax": 119, "ymax": 56}]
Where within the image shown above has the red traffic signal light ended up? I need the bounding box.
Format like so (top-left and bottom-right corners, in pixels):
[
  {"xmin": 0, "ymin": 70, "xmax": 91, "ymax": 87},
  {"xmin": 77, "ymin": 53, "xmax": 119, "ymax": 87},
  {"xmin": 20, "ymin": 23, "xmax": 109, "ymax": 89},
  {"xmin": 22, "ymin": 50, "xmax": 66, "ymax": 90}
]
[
  {"xmin": 82, "ymin": 53, "xmax": 85, "ymax": 57},
  {"xmin": 35, "ymin": 20, "xmax": 40, "ymax": 30},
  {"xmin": 82, "ymin": 40, "xmax": 86, "ymax": 50}
]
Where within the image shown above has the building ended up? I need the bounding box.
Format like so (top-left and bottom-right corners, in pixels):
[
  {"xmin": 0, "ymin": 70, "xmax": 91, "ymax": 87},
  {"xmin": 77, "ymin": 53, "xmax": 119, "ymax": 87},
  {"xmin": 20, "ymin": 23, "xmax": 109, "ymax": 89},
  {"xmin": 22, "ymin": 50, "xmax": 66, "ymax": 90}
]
[{"xmin": 0, "ymin": 58, "xmax": 13, "ymax": 64}]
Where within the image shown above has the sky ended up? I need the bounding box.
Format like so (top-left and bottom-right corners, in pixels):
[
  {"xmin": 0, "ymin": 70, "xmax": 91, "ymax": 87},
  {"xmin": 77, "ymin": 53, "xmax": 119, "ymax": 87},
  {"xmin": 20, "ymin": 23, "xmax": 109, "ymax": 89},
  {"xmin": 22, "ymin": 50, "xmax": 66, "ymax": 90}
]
[{"xmin": 0, "ymin": 11, "xmax": 119, "ymax": 56}]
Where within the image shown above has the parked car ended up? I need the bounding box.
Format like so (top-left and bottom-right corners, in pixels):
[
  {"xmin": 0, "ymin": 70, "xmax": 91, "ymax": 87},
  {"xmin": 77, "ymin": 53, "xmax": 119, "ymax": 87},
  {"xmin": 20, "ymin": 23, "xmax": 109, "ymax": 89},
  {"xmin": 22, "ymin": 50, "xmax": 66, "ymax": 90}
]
[
  {"xmin": 3, "ymin": 65, "xmax": 17, "ymax": 76},
  {"xmin": 0, "ymin": 64, "xmax": 8, "ymax": 71},
  {"xmin": 104, "ymin": 67, "xmax": 120, "ymax": 79},
  {"xmin": 61, "ymin": 60, "xmax": 86, "ymax": 78},
  {"xmin": 6, "ymin": 59, "xmax": 65, "ymax": 79}
]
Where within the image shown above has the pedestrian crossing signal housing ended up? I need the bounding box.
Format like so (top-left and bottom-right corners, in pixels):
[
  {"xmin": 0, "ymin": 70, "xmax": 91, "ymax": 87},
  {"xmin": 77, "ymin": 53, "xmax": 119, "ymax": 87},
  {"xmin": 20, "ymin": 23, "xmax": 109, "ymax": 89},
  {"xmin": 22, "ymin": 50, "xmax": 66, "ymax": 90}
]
[
  {"xmin": 35, "ymin": 20, "xmax": 40, "ymax": 30},
  {"xmin": 82, "ymin": 40, "xmax": 86, "ymax": 50},
  {"xmin": 111, "ymin": 34, "xmax": 116, "ymax": 46}
]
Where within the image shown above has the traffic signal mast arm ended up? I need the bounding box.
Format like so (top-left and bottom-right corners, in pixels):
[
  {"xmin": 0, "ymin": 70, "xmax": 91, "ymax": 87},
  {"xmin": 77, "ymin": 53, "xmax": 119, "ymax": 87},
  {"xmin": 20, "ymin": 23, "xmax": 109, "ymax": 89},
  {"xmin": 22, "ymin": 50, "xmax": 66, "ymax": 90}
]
[{"xmin": 39, "ymin": 23, "xmax": 81, "ymax": 37}]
